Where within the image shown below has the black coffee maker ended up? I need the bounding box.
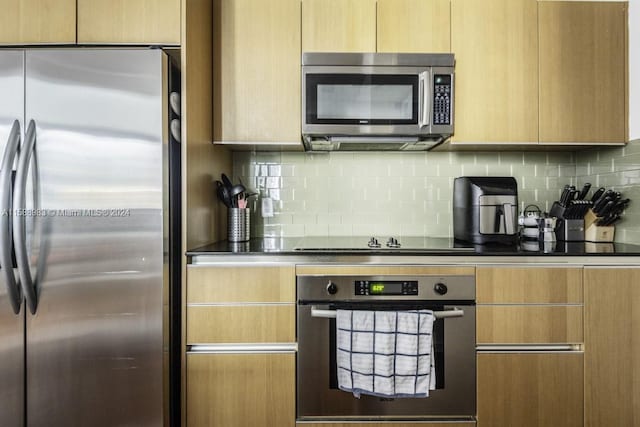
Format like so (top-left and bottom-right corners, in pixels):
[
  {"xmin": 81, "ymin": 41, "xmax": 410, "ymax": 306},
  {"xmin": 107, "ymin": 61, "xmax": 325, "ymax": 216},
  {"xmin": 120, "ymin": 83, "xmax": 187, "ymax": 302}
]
[{"xmin": 453, "ymin": 177, "xmax": 519, "ymax": 245}]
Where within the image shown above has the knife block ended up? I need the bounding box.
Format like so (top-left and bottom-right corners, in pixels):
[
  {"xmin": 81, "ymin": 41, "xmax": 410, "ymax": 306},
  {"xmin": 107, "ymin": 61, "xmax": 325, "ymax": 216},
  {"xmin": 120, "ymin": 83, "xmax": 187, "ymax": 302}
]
[{"xmin": 584, "ymin": 209, "xmax": 615, "ymax": 242}]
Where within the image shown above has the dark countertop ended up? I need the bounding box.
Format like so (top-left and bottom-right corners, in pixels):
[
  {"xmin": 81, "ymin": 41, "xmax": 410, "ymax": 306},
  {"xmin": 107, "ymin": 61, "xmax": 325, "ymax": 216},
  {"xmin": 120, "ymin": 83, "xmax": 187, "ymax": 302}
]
[{"xmin": 187, "ymin": 236, "xmax": 640, "ymax": 257}]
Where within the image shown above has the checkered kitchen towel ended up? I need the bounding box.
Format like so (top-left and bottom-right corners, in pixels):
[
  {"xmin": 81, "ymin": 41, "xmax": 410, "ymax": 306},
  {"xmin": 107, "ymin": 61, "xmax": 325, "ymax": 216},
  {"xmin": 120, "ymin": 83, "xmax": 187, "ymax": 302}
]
[{"xmin": 336, "ymin": 309, "xmax": 436, "ymax": 398}]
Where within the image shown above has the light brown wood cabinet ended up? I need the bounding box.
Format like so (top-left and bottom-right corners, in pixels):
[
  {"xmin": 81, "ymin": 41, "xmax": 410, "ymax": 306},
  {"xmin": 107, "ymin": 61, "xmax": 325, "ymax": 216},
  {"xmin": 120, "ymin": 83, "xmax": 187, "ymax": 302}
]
[
  {"xmin": 187, "ymin": 353, "xmax": 295, "ymax": 427},
  {"xmin": 303, "ymin": 0, "xmax": 450, "ymax": 53},
  {"xmin": 77, "ymin": 0, "xmax": 180, "ymax": 45},
  {"xmin": 539, "ymin": 1, "xmax": 627, "ymax": 143},
  {"xmin": 0, "ymin": 0, "xmax": 180, "ymax": 46},
  {"xmin": 0, "ymin": 0, "xmax": 76, "ymax": 44},
  {"xmin": 186, "ymin": 265, "xmax": 296, "ymax": 426},
  {"xmin": 451, "ymin": 0, "xmax": 539, "ymax": 143},
  {"xmin": 450, "ymin": 0, "xmax": 627, "ymax": 146},
  {"xmin": 377, "ymin": 0, "xmax": 451, "ymax": 53},
  {"xmin": 302, "ymin": 0, "xmax": 376, "ymax": 52},
  {"xmin": 584, "ymin": 267, "xmax": 640, "ymax": 427},
  {"xmin": 477, "ymin": 353, "xmax": 584, "ymax": 427},
  {"xmin": 477, "ymin": 266, "xmax": 585, "ymax": 427},
  {"xmin": 213, "ymin": 0, "xmax": 301, "ymax": 145},
  {"xmin": 477, "ymin": 266, "xmax": 584, "ymax": 344},
  {"xmin": 185, "ymin": 265, "xmax": 296, "ymax": 344}
]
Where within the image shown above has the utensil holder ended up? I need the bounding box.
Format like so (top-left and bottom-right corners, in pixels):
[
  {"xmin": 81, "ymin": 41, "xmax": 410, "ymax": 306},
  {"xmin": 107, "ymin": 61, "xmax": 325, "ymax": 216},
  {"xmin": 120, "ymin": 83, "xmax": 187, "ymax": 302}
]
[
  {"xmin": 556, "ymin": 219, "xmax": 584, "ymax": 241},
  {"xmin": 228, "ymin": 208, "xmax": 250, "ymax": 242}
]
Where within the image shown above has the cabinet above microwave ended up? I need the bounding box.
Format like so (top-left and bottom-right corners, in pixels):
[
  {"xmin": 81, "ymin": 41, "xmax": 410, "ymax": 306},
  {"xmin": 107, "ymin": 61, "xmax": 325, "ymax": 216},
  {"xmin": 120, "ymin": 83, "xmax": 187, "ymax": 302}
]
[{"xmin": 301, "ymin": 52, "xmax": 455, "ymax": 151}]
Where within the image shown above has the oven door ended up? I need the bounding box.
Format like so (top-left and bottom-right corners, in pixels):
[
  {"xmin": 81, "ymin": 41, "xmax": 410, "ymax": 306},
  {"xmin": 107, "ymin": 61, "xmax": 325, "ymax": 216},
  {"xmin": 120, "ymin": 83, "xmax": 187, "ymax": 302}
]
[
  {"xmin": 296, "ymin": 302, "xmax": 476, "ymax": 420},
  {"xmin": 302, "ymin": 66, "xmax": 430, "ymax": 136}
]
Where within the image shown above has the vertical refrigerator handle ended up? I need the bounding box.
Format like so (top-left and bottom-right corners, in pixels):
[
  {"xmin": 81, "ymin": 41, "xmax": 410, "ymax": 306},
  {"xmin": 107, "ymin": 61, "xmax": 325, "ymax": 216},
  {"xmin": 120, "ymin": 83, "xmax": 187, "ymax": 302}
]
[
  {"xmin": 0, "ymin": 120, "xmax": 22, "ymax": 314},
  {"xmin": 13, "ymin": 119, "xmax": 37, "ymax": 314}
]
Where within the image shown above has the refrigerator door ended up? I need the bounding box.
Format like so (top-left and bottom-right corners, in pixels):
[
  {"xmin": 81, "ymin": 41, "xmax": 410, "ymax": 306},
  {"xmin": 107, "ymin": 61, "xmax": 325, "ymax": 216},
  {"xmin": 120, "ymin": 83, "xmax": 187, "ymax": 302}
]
[
  {"xmin": 24, "ymin": 50, "xmax": 167, "ymax": 426},
  {"xmin": 0, "ymin": 50, "xmax": 24, "ymax": 427}
]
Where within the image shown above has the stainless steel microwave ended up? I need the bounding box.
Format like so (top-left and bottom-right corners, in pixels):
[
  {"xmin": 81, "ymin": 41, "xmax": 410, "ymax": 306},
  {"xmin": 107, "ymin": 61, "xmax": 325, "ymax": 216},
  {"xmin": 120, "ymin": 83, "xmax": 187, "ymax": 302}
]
[{"xmin": 302, "ymin": 52, "xmax": 455, "ymax": 151}]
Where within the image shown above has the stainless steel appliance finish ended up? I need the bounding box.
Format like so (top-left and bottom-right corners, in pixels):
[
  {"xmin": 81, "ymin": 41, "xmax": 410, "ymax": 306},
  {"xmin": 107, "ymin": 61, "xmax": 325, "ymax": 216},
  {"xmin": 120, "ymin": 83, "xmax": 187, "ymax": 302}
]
[
  {"xmin": 453, "ymin": 176, "xmax": 519, "ymax": 245},
  {"xmin": 0, "ymin": 49, "xmax": 180, "ymax": 426},
  {"xmin": 297, "ymin": 274, "xmax": 476, "ymax": 420},
  {"xmin": 478, "ymin": 195, "xmax": 518, "ymax": 235},
  {"xmin": 0, "ymin": 50, "xmax": 25, "ymax": 427},
  {"xmin": 302, "ymin": 52, "xmax": 455, "ymax": 151}
]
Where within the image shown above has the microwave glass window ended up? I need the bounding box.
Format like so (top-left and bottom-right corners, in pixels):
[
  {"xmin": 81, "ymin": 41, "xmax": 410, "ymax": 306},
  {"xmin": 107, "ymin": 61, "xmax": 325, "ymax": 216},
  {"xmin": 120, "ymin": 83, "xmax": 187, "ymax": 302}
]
[
  {"xmin": 305, "ymin": 74, "xmax": 419, "ymax": 125},
  {"xmin": 317, "ymin": 84, "xmax": 413, "ymax": 120}
]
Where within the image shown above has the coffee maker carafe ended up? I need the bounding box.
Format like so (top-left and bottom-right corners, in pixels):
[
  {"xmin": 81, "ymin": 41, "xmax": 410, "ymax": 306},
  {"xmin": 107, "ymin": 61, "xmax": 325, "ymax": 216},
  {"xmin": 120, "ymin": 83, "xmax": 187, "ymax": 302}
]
[{"xmin": 453, "ymin": 177, "xmax": 518, "ymax": 245}]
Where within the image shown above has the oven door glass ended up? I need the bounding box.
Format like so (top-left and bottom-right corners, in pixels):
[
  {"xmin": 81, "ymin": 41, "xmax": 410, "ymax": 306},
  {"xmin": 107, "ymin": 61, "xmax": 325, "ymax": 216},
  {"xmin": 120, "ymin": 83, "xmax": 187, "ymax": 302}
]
[
  {"xmin": 305, "ymin": 74, "xmax": 419, "ymax": 125},
  {"xmin": 296, "ymin": 303, "xmax": 476, "ymax": 419}
]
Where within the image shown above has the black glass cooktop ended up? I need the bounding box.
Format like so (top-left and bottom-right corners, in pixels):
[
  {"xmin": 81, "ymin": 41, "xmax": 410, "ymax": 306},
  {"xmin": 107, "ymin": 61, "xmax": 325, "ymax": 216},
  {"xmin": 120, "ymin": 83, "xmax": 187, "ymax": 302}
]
[
  {"xmin": 187, "ymin": 235, "xmax": 640, "ymax": 256},
  {"xmin": 293, "ymin": 236, "xmax": 474, "ymax": 252}
]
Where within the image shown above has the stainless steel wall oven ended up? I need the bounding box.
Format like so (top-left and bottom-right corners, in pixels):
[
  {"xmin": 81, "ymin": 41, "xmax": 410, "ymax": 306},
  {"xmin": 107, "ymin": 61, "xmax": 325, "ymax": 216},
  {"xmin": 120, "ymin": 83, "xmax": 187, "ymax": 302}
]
[{"xmin": 296, "ymin": 274, "xmax": 476, "ymax": 421}]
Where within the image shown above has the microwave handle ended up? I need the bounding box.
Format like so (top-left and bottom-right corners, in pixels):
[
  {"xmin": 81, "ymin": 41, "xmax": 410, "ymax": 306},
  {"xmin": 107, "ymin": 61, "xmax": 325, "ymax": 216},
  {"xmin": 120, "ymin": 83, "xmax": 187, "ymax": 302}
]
[{"xmin": 418, "ymin": 71, "xmax": 430, "ymax": 128}]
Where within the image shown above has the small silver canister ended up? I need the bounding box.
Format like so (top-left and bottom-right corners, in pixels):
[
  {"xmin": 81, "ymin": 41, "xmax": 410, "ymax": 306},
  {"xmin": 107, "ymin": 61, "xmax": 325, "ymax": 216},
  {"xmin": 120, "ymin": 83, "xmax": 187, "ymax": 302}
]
[{"xmin": 228, "ymin": 208, "xmax": 250, "ymax": 242}]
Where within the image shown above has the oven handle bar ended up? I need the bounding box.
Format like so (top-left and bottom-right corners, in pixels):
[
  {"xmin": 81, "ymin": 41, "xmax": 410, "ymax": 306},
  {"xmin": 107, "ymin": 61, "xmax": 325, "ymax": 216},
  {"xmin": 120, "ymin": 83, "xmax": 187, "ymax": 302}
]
[{"xmin": 310, "ymin": 306, "xmax": 465, "ymax": 319}]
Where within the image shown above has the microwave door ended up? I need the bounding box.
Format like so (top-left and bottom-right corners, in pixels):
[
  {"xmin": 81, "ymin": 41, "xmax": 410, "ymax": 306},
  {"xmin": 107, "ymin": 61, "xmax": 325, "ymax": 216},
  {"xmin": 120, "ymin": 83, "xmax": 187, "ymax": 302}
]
[{"xmin": 304, "ymin": 72, "xmax": 420, "ymax": 128}]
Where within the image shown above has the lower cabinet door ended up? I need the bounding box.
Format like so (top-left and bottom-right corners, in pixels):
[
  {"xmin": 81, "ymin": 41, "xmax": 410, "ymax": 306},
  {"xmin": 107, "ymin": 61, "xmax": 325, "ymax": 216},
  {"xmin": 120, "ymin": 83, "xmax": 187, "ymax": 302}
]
[
  {"xmin": 477, "ymin": 353, "xmax": 583, "ymax": 427},
  {"xmin": 187, "ymin": 352, "xmax": 295, "ymax": 427}
]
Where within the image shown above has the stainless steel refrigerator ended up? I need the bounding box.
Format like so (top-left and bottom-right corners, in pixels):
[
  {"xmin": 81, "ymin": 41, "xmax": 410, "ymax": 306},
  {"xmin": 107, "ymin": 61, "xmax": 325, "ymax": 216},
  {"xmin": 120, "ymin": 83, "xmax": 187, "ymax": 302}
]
[{"xmin": 0, "ymin": 49, "xmax": 181, "ymax": 426}]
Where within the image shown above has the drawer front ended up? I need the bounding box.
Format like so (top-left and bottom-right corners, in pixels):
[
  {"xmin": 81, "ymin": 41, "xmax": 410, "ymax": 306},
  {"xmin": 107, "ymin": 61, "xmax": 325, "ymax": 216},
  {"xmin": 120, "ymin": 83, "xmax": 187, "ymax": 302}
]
[
  {"xmin": 187, "ymin": 265, "xmax": 295, "ymax": 303},
  {"xmin": 187, "ymin": 353, "xmax": 295, "ymax": 427},
  {"xmin": 478, "ymin": 353, "xmax": 584, "ymax": 427},
  {"xmin": 187, "ymin": 305, "xmax": 295, "ymax": 344},
  {"xmin": 477, "ymin": 267, "xmax": 583, "ymax": 304},
  {"xmin": 477, "ymin": 305, "xmax": 583, "ymax": 344}
]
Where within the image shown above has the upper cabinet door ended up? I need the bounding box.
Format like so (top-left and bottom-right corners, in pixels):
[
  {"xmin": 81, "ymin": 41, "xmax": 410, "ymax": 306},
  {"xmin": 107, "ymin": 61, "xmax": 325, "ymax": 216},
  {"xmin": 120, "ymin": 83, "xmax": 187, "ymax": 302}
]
[
  {"xmin": 451, "ymin": 0, "xmax": 539, "ymax": 143},
  {"xmin": 0, "ymin": 0, "xmax": 75, "ymax": 44},
  {"xmin": 77, "ymin": 0, "xmax": 180, "ymax": 45},
  {"xmin": 302, "ymin": 0, "xmax": 376, "ymax": 52},
  {"xmin": 214, "ymin": 0, "xmax": 301, "ymax": 143},
  {"xmin": 377, "ymin": 0, "xmax": 451, "ymax": 53},
  {"xmin": 539, "ymin": 1, "xmax": 627, "ymax": 143}
]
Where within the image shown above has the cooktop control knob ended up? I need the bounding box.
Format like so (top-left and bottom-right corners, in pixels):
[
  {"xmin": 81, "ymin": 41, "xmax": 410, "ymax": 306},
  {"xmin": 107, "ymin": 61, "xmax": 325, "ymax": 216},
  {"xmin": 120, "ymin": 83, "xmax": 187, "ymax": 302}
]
[
  {"xmin": 327, "ymin": 282, "xmax": 338, "ymax": 295},
  {"xmin": 434, "ymin": 282, "xmax": 448, "ymax": 295},
  {"xmin": 368, "ymin": 237, "xmax": 381, "ymax": 248}
]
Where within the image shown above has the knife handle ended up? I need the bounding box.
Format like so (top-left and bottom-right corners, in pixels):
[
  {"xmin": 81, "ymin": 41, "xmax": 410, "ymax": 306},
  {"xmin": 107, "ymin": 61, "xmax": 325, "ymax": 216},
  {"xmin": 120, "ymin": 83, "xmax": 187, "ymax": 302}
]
[
  {"xmin": 590, "ymin": 187, "xmax": 606, "ymax": 202},
  {"xmin": 593, "ymin": 196, "xmax": 610, "ymax": 214},
  {"xmin": 578, "ymin": 183, "xmax": 591, "ymax": 200}
]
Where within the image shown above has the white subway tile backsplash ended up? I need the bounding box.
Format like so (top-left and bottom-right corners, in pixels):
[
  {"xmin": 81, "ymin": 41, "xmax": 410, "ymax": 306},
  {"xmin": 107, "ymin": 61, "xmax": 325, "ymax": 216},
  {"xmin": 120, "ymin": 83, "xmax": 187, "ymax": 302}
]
[{"xmin": 233, "ymin": 146, "xmax": 640, "ymax": 243}]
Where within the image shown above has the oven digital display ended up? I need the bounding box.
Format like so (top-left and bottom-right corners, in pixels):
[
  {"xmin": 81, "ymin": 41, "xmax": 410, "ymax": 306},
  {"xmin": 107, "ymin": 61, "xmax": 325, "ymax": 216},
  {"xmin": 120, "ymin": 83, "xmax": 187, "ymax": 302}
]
[
  {"xmin": 355, "ymin": 280, "xmax": 419, "ymax": 296},
  {"xmin": 370, "ymin": 282, "xmax": 401, "ymax": 295}
]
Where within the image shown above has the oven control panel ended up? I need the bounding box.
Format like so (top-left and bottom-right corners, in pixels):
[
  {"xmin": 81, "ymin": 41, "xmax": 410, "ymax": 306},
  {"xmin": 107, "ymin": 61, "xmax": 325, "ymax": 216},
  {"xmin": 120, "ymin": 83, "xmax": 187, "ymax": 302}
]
[
  {"xmin": 297, "ymin": 275, "xmax": 475, "ymax": 302},
  {"xmin": 355, "ymin": 280, "xmax": 418, "ymax": 296}
]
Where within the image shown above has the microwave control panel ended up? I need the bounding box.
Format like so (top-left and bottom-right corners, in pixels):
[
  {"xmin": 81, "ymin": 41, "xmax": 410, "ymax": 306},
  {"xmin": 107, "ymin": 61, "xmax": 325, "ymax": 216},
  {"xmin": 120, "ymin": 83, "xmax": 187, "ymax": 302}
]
[{"xmin": 433, "ymin": 74, "xmax": 452, "ymax": 125}]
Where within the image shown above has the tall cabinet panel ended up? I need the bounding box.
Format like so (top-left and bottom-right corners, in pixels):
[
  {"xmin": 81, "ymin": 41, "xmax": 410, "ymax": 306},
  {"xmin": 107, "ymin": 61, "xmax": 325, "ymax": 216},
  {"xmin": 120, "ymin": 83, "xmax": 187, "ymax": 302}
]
[
  {"xmin": 77, "ymin": 0, "xmax": 181, "ymax": 45},
  {"xmin": 539, "ymin": 1, "xmax": 627, "ymax": 143},
  {"xmin": 214, "ymin": 0, "xmax": 301, "ymax": 143},
  {"xmin": 451, "ymin": 0, "xmax": 538, "ymax": 143},
  {"xmin": 0, "ymin": 0, "xmax": 75, "ymax": 44},
  {"xmin": 302, "ymin": 0, "xmax": 377, "ymax": 52},
  {"xmin": 585, "ymin": 268, "xmax": 640, "ymax": 427},
  {"xmin": 377, "ymin": 0, "xmax": 451, "ymax": 53}
]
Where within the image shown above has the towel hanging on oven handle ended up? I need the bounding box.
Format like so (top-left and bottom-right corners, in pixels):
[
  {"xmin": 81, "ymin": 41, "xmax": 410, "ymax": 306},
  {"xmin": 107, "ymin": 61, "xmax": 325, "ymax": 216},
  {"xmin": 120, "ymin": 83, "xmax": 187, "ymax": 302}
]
[{"xmin": 309, "ymin": 306, "xmax": 465, "ymax": 319}]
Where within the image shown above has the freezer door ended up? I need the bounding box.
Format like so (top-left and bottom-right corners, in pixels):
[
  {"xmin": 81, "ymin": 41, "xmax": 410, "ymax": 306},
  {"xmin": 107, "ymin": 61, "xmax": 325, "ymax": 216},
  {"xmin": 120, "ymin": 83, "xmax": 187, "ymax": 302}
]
[
  {"xmin": 24, "ymin": 50, "xmax": 167, "ymax": 426},
  {"xmin": 0, "ymin": 50, "xmax": 25, "ymax": 427}
]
